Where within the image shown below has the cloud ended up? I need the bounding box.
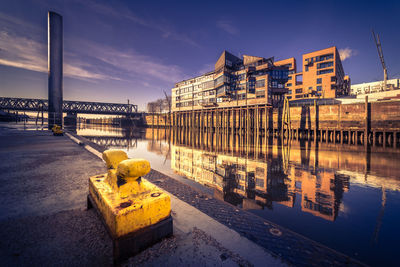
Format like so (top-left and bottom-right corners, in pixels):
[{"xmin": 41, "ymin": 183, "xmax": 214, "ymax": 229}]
[
  {"xmin": 0, "ymin": 31, "xmax": 46, "ymax": 72},
  {"xmin": 83, "ymin": 0, "xmax": 200, "ymax": 47},
  {"xmin": 0, "ymin": 11, "xmax": 187, "ymax": 84},
  {"xmin": 216, "ymin": 20, "xmax": 239, "ymax": 35},
  {"xmin": 339, "ymin": 47, "xmax": 356, "ymax": 61},
  {"xmin": 0, "ymin": 11, "xmax": 39, "ymax": 35},
  {"xmin": 0, "ymin": 30, "xmax": 117, "ymax": 81},
  {"xmin": 0, "ymin": 30, "xmax": 187, "ymax": 84},
  {"xmin": 78, "ymin": 40, "xmax": 186, "ymax": 84}
]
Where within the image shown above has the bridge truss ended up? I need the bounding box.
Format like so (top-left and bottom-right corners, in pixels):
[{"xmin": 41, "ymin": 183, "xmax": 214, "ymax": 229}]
[{"xmin": 0, "ymin": 97, "xmax": 138, "ymax": 115}]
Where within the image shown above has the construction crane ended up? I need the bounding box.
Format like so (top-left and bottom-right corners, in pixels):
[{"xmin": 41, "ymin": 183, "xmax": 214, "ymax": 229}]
[
  {"xmin": 372, "ymin": 30, "xmax": 388, "ymax": 91},
  {"xmin": 163, "ymin": 90, "xmax": 171, "ymax": 127}
]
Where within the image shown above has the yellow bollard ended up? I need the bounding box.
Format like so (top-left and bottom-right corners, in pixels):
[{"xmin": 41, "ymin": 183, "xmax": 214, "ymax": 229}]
[
  {"xmin": 51, "ymin": 124, "xmax": 64, "ymax": 136},
  {"xmin": 88, "ymin": 149, "xmax": 172, "ymax": 262}
]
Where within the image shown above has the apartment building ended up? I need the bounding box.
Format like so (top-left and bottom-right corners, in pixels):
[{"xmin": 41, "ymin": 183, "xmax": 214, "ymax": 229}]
[
  {"xmin": 274, "ymin": 57, "xmax": 304, "ymax": 100},
  {"xmin": 276, "ymin": 47, "xmax": 350, "ymax": 99},
  {"xmin": 350, "ymin": 78, "xmax": 400, "ymax": 95},
  {"xmin": 171, "ymin": 51, "xmax": 289, "ymax": 112},
  {"xmin": 171, "ymin": 47, "xmax": 350, "ymax": 112}
]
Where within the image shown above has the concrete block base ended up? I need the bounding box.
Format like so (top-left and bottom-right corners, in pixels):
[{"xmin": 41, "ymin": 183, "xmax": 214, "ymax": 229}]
[{"xmin": 87, "ymin": 194, "xmax": 173, "ymax": 263}]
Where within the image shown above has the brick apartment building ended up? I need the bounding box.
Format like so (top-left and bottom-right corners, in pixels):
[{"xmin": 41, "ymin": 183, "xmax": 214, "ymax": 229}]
[{"xmin": 276, "ymin": 46, "xmax": 350, "ymax": 99}]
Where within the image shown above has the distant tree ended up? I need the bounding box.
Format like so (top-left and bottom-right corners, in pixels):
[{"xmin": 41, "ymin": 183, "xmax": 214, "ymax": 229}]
[{"xmin": 147, "ymin": 96, "xmax": 171, "ymax": 113}]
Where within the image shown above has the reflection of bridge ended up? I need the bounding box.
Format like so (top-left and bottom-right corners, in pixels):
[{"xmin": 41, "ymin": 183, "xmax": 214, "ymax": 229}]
[
  {"xmin": 82, "ymin": 136, "xmax": 137, "ymax": 148},
  {"xmin": 0, "ymin": 97, "xmax": 138, "ymax": 115}
]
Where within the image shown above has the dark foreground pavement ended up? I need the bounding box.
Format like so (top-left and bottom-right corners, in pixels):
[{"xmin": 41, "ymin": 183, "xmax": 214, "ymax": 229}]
[
  {"xmin": 0, "ymin": 124, "xmax": 284, "ymax": 267},
  {"xmin": 0, "ymin": 125, "xmax": 112, "ymax": 266}
]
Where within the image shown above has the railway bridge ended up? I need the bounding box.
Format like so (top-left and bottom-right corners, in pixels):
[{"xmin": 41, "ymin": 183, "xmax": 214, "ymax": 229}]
[
  {"xmin": 0, "ymin": 97, "xmax": 141, "ymax": 125},
  {"xmin": 0, "ymin": 97, "xmax": 138, "ymax": 115}
]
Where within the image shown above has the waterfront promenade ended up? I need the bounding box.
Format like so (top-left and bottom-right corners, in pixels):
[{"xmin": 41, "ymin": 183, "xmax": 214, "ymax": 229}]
[{"xmin": 0, "ymin": 123, "xmax": 284, "ymax": 266}]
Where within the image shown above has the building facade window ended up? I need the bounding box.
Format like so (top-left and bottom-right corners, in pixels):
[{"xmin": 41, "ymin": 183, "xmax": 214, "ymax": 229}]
[
  {"xmin": 317, "ymin": 68, "xmax": 333, "ymax": 75},
  {"xmin": 255, "ymin": 79, "xmax": 265, "ymax": 88},
  {"xmin": 295, "ymin": 89, "xmax": 302, "ymax": 93},
  {"xmin": 247, "ymin": 79, "xmax": 255, "ymax": 93},
  {"xmin": 317, "ymin": 61, "xmax": 333, "ymax": 69},
  {"xmin": 236, "ymin": 73, "xmax": 246, "ymax": 81},
  {"xmin": 317, "ymin": 85, "xmax": 322, "ymax": 91},
  {"xmin": 317, "ymin": 78, "xmax": 322, "ymax": 84},
  {"xmin": 256, "ymin": 90, "xmax": 265, "ymax": 98},
  {"xmin": 317, "ymin": 53, "xmax": 334, "ymax": 61}
]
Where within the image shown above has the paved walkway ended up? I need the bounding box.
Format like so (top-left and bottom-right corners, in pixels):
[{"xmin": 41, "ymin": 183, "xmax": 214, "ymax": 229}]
[{"xmin": 0, "ymin": 124, "xmax": 285, "ymax": 266}]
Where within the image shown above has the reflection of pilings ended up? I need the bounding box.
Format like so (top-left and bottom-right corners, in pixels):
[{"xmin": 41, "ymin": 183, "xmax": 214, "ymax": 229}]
[
  {"xmin": 82, "ymin": 136, "xmax": 137, "ymax": 148},
  {"xmin": 172, "ymin": 125, "xmax": 400, "ymax": 179},
  {"xmin": 48, "ymin": 11, "xmax": 63, "ymax": 129},
  {"xmin": 371, "ymin": 187, "xmax": 386, "ymax": 244},
  {"xmin": 172, "ymin": 122, "xmax": 400, "ymax": 223}
]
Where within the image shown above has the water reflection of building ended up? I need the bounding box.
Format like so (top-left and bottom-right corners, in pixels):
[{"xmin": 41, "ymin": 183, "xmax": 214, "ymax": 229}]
[
  {"xmin": 171, "ymin": 142, "xmax": 350, "ymax": 221},
  {"xmin": 284, "ymin": 167, "xmax": 349, "ymax": 221},
  {"xmin": 145, "ymin": 128, "xmax": 171, "ymax": 160}
]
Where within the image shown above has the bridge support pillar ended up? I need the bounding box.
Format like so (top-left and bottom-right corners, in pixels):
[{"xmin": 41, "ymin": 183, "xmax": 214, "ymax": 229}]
[
  {"xmin": 64, "ymin": 112, "xmax": 77, "ymax": 126},
  {"xmin": 48, "ymin": 11, "xmax": 63, "ymax": 129}
]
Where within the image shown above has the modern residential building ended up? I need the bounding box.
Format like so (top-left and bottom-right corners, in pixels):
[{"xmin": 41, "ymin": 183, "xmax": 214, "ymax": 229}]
[
  {"xmin": 350, "ymin": 78, "xmax": 400, "ymax": 95},
  {"xmin": 171, "ymin": 51, "xmax": 289, "ymax": 112},
  {"xmin": 276, "ymin": 46, "xmax": 350, "ymax": 99},
  {"xmin": 171, "ymin": 46, "xmax": 350, "ymax": 112}
]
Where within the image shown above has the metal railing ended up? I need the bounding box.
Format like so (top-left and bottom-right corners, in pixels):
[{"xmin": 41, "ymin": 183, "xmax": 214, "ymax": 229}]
[{"xmin": 288, "ymin": 98, "xmax": 342, "ymax": 107}]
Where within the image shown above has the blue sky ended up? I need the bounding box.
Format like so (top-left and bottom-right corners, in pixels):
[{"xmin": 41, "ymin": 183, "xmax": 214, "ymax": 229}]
[{"xmin": 0, "ymin": 0, "xmax": 399, "ymax": 110}]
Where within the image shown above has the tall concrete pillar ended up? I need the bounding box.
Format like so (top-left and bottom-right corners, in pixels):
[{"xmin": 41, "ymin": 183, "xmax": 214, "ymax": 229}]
[{"xmin": 48, "ymin": 11, "xmax": 63, "ymax": 129}]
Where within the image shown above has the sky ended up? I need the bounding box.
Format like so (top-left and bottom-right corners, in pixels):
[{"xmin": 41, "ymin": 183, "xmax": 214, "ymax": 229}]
[{"xmin": 0, "ymin": 0, "xmax": 399, "ymax": 111}]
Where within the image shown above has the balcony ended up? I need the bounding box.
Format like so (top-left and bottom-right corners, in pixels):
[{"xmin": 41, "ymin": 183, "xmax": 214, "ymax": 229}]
[
  {"xmin": 247, "ymin": 66, "xmax": 256, "ymax": 72},
  {"xmin": 200, "ymin": 98, "xmax": 217, "ymax": 107},
  {"xmin": 272, "ymin": 88, "xmax": 288, "ymax": 94}
]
